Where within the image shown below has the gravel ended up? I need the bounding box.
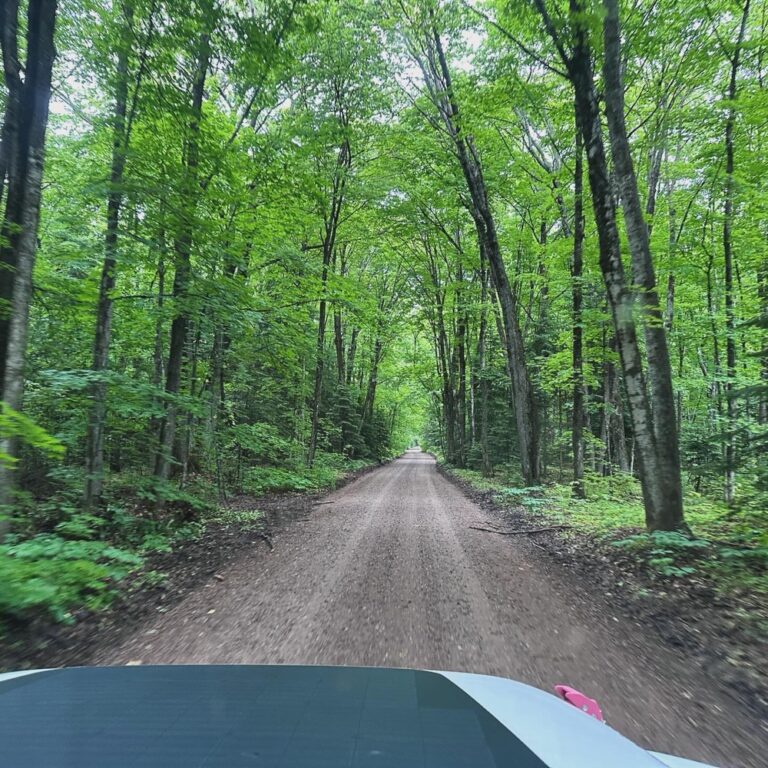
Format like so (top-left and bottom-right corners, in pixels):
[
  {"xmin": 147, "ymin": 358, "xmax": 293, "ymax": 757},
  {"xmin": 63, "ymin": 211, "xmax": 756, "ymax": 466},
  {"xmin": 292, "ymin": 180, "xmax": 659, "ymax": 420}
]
[{"xmin": 86, "ymin": 450, "xmax": 766, "ymax": 768}]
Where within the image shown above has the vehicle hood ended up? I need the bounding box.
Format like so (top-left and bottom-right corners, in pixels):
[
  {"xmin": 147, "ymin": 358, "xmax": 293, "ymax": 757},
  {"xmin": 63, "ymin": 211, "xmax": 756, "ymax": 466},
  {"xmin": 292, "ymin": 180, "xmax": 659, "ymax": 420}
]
[{"xmin": 0, "ymin": 665, "xmax": 716, "ymax": 768}]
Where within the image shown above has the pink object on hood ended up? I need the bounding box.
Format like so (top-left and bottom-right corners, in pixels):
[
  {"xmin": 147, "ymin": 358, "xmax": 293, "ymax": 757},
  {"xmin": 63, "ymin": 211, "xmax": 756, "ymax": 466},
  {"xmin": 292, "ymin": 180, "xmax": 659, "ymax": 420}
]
[{"xmin": 554, "ymin": 684, "xmax": 605, "ymax": 722}]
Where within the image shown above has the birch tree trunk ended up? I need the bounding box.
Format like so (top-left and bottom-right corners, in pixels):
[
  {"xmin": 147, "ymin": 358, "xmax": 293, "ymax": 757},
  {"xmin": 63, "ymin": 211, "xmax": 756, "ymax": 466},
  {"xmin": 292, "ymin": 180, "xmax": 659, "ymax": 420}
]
[
  {"xmin": 559, "ymin": 0, "xmax": 684, "ymax": 530},
  {"xmin": 601, "ymin": 0, "xmax": 684, "ymax": 529}
]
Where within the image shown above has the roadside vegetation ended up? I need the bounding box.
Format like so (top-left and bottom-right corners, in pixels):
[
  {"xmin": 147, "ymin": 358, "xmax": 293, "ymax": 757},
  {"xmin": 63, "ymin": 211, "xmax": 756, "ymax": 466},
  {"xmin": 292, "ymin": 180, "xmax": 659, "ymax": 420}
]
[
  {"xmin": 0, "ymin": 450, "xmax": 374, "ymax": 635},
  {"xmin": 1, "ymin": 0, "xmax": 767, "ymax": 654},
  {"xmin": 446, "ymin": 465, "xmax": 768, "ymax": 598}
]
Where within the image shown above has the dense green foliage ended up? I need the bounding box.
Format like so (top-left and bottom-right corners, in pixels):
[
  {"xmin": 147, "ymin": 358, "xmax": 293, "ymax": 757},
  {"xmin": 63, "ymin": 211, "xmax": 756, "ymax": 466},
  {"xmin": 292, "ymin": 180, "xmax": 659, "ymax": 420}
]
[
  {"xmin": 0, "ymin": 0, "xmax": 767, "ymax": 628},
  {"xmin": 450, "ymin": 465, "xmax": 768, "ymax": 594}
]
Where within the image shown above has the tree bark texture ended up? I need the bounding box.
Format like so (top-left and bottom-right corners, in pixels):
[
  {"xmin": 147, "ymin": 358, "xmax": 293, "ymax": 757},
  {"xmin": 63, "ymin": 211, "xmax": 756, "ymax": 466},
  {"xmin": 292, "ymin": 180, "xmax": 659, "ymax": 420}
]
[
  {"xmin": 722, "ymin": 0, "xmax": 750, "ymax": 503},
  {"xmin": 84, "ymin": 2, "xmax": 136, "ymax": 507},
  {"xmin": 154, "ymin": 27, "xmax": 210, "ymax": 483},
  {"xmin": 556, "ymin": 0, "xmax": 684, "ymax": 530},
  {"xmin": 571, "ymin": 121, "xmax": 586, "ymax": 497},
  {"xmin": 601, "ymin": 0, "xmax": 684, "ymax": 529},
  {"xmin": 308, "ymin": 138, "xmax": 350, "ymax": 467},
  {"xmin": 0, "ymin": 0, "xmax": 58, "ymax": 521},
  {"xmin": 427, "ymin": 20, "xmax": 540, "ymax": 484}
]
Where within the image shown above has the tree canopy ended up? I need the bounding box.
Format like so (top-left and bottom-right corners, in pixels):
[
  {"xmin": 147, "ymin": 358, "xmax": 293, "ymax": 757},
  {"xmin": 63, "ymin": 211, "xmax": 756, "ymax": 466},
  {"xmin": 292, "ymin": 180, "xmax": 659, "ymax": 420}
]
[{"xmin": 1, "ymin": 0, "xmax": 767, "ymax": 544}]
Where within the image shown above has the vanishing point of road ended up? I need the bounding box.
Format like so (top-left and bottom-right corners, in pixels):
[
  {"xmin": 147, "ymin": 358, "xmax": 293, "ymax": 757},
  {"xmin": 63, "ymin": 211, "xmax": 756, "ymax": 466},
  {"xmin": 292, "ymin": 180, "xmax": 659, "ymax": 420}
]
[{"xmin": 94, "ymin": 450, "xmax": 767, "ymax": 767}]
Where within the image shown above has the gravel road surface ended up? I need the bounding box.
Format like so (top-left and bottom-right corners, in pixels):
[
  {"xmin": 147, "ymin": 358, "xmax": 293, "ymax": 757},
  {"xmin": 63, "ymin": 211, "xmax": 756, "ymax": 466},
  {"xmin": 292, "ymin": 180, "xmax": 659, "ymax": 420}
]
[{"xmin": 93, "ymin": 450, "xmax": 767, "ymax": 767}]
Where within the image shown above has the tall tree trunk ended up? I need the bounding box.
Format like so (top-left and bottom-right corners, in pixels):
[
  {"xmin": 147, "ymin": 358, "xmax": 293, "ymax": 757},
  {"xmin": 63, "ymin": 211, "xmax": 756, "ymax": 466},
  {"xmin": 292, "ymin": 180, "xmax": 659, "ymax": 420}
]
[
  {"xmin": 759, "ymin": 261, "xmax": 768, "ymax": 425},
  {"xmin": 571, "ymin": 44, "xmax": 660, "ymax": 524},
  {"xmin": 457, "ymin": 309, "xmax": 467, "ymax": 467},
  {"xmin": 722, "ymin": 0, "xmax": 750, "ymax": 503},
  {"xmin": 0, "ymin": 0, "xmax": 21, "ymax": 221},
  {"xmin": 154, "ymin": 26, "xmax": 210, "ymax": 483},
  {"xmin": 705, "ymin": 247, "xmax": 723, "ymax": 408},
  {"xmin": 307, "ymin": 244, "xmax": 332, "ymax": 467},
  {"xmin": 148, "ymin": 234, "xmax": 166, "ymax": 464},
  {"xmin": 0, "ymin": 0, "xmax": 57, "ymax": 522},
  {"xmin": 426, "ymin": 21, "xmax": 540, "ymax": 483},
  {"xmin": 308, "ymin": 139, "xmax": 350, "ymax": 466},
  {"xmin": 571, "ymin": 121, "xmax": 586, "ymax": 498},
  {"xmin": 432, "ymin": 280, "xmax": 455, "ymax": 463},
  {"xmin": 601, "ymin": 0, "xmax": 684, "ymax": 530},
  {"xmin": 360, "ymin": 337, "xmax": 383, "ymax": 436},
  {"xmin": 346, "ymin": 327, "xmax": 358, "ymax": 387},
  {"xmin": 0, "ymin": 0, "xmax": 57, "ymax": 383},
  {"xmin": 555, "ymin": 0, "xmax": 683, "ymax": 530},
  {"xmin": 209, "ymin": 240, "xmax": 248, "ymax": 451},
  {"xmin": 179, "ymin": 322, "xmax": 201, "ymax": 485},
  {"xmin": 664, "ymin": 165, "xmax": 682, "ymax": 428},
  {"xmin": 704, "ymin": 246, "xmax": 725, "ymax": 479},
  {"xmin": 333, "ymin": 246, "xmax": 348, "ymax": 452},
  {"xmin": 152, "ymin": 242, "xmax": 166, "ymax": 388},
  {"xmin": 0, "ymin": 0, "xmax": 23, "ymax": 379},
  {"xmin": 476, "ymin": 258, "xmax": 491, "ymax": 475},
  {"xmin": 453, "ymin": 264, "xmax": 467, "ymax": 467},
  {"xmin": 333, "ymin": 246, "xmax": 346, "ymax": 385},
  {"xmin": 84, "ymin": 2, "xmax": 135, "ymax": 507},
  {"xmin": 464, "ymin": 155, "xmax": 540, "ymax": 482},
  {"xmin": 334, "ymin": 311, "xmax": 345, "ymax": 384},
  {"xmin": 600, "ymin": 338, "xmax": 629, "ymax": 475}
]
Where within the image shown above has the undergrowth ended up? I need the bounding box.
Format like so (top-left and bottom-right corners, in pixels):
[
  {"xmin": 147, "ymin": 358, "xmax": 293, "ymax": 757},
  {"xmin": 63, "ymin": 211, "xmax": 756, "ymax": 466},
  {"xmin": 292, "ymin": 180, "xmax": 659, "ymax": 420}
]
[
  {"xmin": 0, "ymin": 501, "xmax": 203, "ymax": 632},
  {"xmin": 0, "ymin": 451, "xmax": 374, "ymax": 636},
  {"xmin": 243, "ymin": 452, "xmax": 372, "ymax": 495},
  {"xmin": 449, "ymin": 465, "xmax": 768, "ymax": 596}
]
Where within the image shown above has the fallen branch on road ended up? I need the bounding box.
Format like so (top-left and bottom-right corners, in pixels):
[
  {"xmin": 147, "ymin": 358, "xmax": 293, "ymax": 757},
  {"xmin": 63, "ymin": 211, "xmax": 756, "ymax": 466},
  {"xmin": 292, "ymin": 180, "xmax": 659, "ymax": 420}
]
[
  {"xmin": 253, "ymin": 532, "xmax": 274, "ymax": 550},
  {"xmin": 469, "ymin": 525, "xmax": 572, "ymax": 536}
]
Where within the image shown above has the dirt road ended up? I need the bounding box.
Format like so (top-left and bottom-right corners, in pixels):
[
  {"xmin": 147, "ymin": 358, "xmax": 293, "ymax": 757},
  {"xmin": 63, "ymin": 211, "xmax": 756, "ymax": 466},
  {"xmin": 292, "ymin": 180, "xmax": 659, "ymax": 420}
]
[{"xmin": 94, "ymin": 451, "xmax": 766, "ymax": 767}]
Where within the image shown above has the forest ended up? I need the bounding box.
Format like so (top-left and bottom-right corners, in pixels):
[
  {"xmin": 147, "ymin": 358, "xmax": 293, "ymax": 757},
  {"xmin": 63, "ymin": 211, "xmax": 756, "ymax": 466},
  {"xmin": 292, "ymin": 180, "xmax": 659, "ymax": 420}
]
[{"xmin": 1, "ymin": 0, "xmax": 767, "ymax": 634}]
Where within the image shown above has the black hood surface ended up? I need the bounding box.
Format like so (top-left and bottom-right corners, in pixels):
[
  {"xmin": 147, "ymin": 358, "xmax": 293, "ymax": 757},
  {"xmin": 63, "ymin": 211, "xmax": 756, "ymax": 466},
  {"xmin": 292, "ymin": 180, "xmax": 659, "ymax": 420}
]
[{"xmin": 0, "ymin": 664, "xmax": 549, "ymax": 767}]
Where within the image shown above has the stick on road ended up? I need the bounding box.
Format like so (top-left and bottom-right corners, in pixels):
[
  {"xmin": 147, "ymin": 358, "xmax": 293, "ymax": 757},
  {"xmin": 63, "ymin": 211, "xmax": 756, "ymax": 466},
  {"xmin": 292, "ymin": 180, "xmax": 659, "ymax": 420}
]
[{"xmin": 94, "ymin": 450, "xmax": 766, "ymax": 768}]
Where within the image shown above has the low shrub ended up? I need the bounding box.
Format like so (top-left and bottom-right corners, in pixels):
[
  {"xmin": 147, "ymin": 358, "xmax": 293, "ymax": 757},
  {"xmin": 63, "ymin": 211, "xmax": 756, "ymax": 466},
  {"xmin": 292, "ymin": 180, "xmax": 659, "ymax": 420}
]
[
  {"xmin": 244, "ymin": 453, "xmax": 371, "ymax": 495},
  {"xmin": 449, "ymin": 464, "xmax": 768, "ymax": 595},
  {"xmin": 0, "ymin": 535, "xmax": 143, "ymax": 627}
]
